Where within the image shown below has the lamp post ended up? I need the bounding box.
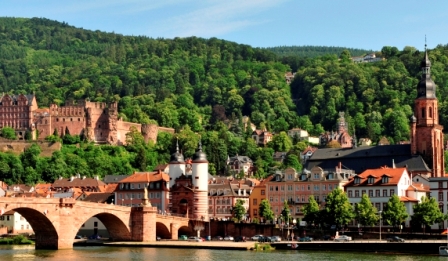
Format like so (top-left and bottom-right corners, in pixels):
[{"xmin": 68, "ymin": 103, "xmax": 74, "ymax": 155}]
[
  {"xmin": 292, "ymin": 218, "xmax": 296, "ymax": 241},
  {"xmin": 378, "ymin": 210, "xmax": 382, "ymax": 241}
]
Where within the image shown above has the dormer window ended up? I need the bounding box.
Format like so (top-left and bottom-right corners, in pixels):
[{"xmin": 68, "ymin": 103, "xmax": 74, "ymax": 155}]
[
  {"xmin": 382, "ymin": 176, "xmax": 389, "ymax": 184},
  {"xmin": 276, "ymin": 175, "xmax": 281, "ymax": 181},
  {"xmin": 354, "ymin": 177, "xmax": 361, "ymax": 184},
  {"xmin": 301, "ymin": 174, "xmax": 307, "ymax": 181},
  {"xmin": 368, "ymin": 177, "xmax": 375, "ymax": 184},
  {"xmin": 314, "ymin": 173, "xmax": 320, "ymax": 179}
]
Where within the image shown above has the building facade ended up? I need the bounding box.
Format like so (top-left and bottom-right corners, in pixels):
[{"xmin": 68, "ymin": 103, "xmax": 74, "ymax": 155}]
[{"xmin": 344, "ymin": 167, "xmax": 429, "ymax": 227}]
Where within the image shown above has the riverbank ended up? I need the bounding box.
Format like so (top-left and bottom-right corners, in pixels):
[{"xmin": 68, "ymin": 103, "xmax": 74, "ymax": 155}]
[
  {"xmin": 74, "ymin": 239, "xmax": 448, "ymax": 255},
  {"xmin": 74, "ymin": 239, "xmax": 256, "ymax": 250}
]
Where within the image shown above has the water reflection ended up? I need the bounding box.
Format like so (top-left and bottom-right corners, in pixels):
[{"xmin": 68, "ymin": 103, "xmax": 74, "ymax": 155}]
[{"xmin": 0, "ymin": 245, "xmax": 442, "ymax": 261}]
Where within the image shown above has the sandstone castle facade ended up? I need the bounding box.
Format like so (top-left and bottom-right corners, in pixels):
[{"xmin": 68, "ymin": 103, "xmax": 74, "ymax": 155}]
[{"xmin": 0, "ymin": 96, "xmax": 173, "ymax": 145}]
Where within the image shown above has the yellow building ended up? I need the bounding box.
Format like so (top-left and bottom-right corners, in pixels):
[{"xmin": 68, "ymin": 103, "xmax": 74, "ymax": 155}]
[{"xmin": 248, "ymin": 176, "xmax": 273, "ymax": 222}]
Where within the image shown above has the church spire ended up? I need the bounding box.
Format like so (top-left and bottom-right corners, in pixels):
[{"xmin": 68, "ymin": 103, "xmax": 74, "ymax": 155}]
[{"xmin": 417, "ymin": 39, "xmax": 436, "ymax": 98}]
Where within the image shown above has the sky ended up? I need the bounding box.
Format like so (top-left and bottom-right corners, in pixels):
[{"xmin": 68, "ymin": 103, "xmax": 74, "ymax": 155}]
[{"xmin": 2, "ymin": 0, "xmax": 448, "ymax": 51}]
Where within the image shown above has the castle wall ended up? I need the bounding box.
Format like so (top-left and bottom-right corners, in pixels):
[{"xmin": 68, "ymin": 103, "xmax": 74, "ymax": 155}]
[{"xmin": 116, "ymin": 120, "xmax": 142, "ymax": 145}]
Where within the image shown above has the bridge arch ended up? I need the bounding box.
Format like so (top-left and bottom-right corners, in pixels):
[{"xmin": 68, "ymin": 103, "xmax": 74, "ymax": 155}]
[
  {"xmin": 156, "ymin": 222, "xmax": 171, "ymax": 239},
  {"xmin": 73, "ymin": 202, "xmax": 132, "ymax": 242},
  {"xmin": 10, "ymin": 207, "xmax": 59, "ymax": 249}
]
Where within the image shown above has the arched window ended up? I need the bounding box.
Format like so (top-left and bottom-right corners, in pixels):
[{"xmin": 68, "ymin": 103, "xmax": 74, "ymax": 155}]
[
  {"xmin": 421, "ymin": 108, "xmax": 425, "ymax": 118},
  {"xmin": 429, "ymin": 107, "xmax": 433, "ymax": 118}
]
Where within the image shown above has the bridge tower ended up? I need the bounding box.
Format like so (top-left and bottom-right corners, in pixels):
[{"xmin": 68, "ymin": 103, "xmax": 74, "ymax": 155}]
[
  {"xmin": 168, "ymin": 139, "xmax": 185, "ymax": 188},
  {"xmin": 191, "ymin": 140, "xmax": 209, "ymax": 221}
]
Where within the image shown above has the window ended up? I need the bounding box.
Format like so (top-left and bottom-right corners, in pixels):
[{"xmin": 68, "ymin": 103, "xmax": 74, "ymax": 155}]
[
  {"xmin": 348, "ymin": 191, "xmax": 353, "ymax": 198},
  {"xmin": 375, "ymin": 190, "xmax": 380, "ymax": 197},
  {"xmin": 281, "ymin": 185, "xmax": 285, "ymax": 191},
  {"xmin": 368, "ymin": 190, "xmax": 373, "ymax": 197},
  {"xmin": 261, "ymin": 190, "xmax": 265, "ymax": 195},
  {"xmin": 439, "ymin": 192, "xmax": 444, "ymax": 201},
  {"xmin": 322, "ymin": 185, "xmax": 326, "ymax": 191},
  {"xmin": 390, "ymin": 189, "xmax": 394, "ymax": 196},
  {"xmin": 270, "ymin": 197, "xmax": 273, "ymax": 202},
  {"xmin": 382, "ymin": 176, "xmax": 389, "ymax": 184},
  {"xmin": 375, "ymin": 203, "xmax": 381, "ymax": 211},
  {"xmin": 328, "ymin": 184, "xmax": 333, "ymax": 190},
  {"xmin": 253, "ymin": 199, "xmax": 258, "ymax": 205},
  {"xmin": 94, "ymin": 222, "xmax": 98, "ymax": 227},
  {"xmin": 296, "ymin": 185, "xmax": 299, "ymax": 191},
  {"xmin": 383, "ymin": 189, "xmax": 387, "ymax": 197},
  {"xmin": 422, "ymin": 108, "xmax": 425, "ymax": 118},
  {"xmin": 307, "ymin": 185, "xmax": 311, "ymax": 191},
  {"xmin": 354, "ymin": 177, "xmax": 360, "ymax": 184},
  {"xmin": 362, "ymin": 190, "xmax": 366, "ymax": 195},
  {"xmin": 314, "ymin": 173, "xmax": 319, "ymax": 179},
  {"xmin": 439, "ymin": 182, "xmax": 444, "ymax": 189},
  {"xmin": 314, "ymin": 185, "xmax": 319, "ymax": 191},
  {"xmin": 270, "ymin": 186, "xmax": 273, "ymax": 191},
  {"xmin": 253, "ymin": 209, "xmax": 258, "ymax": 216},
  {"xmin": 288, "ymin": 185, "xmax": 293, "ymax": 191}
]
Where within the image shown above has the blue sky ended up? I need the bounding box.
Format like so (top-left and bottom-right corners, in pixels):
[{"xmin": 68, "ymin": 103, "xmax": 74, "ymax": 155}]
[{"xmin": 2, "ymin": 0, "xmax": 448, "ymax": 51}]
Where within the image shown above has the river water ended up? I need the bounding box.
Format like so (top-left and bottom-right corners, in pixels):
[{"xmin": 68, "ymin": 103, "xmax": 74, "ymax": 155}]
[{"xmin": 0, "ymin": 245, "xmax": 442, "ymax": 261}]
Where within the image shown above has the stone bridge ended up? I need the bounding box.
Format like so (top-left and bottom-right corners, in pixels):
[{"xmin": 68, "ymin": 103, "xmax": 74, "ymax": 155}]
[{"xmin": 0, "ymin": 197, "xmax": 190, "ymax": 249}]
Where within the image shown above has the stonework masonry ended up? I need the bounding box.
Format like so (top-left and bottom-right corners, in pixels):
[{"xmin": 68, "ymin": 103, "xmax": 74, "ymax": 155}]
[{"xmin": 0, "ymin": 95, "xmax": 174, "ymax": 145}]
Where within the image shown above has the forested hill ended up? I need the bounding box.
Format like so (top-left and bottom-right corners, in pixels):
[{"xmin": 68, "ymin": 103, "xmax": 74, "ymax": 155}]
[
  {"xmin": 3, "ymin": 17, "xmax": 448, "ymax": 184},
  {"xmin": 2, "ymin": 17, "xmax": 448, "ymax": 147},
  {"xmin": 265, "ymin": 46, "xmax": 374, "ymax": 58}
]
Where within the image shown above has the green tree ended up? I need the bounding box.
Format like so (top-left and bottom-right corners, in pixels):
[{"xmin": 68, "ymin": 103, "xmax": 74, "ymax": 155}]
[
  {"xmin": 282, "ymin": 154, "xmax": 302, "ymax": 171},
  {"xmin": 325, "ymin": 188, "xmax": 354, "ymax": 230},
  {"xmin": 259, "ymin": 199, "xmax": 275, "ymax": 222},
  {"xmin": 412, "ymin": 196, "xmax": 445, "ymax": 232},
  {"xmin": 280, "ymin": 200, "xmax": 291, "ymax": 224},
  {"xmin": 232, "ymin": 199, "xmax": 247, "ymax": 222},
  {"xmin": 354, "ymin": 194, "xmax": 379, "ymax": 228},
  {"xmin": 268, "ymin": 131, "xmax": 292, "ymax": 152},
  {"xmin": 302, "ymin": 195, "xmax": 320, "ymax": 227},
  {"xmin": 382, "ymin": 194, "xmax": 409, "ymax": 231},
  {"xmin": 1, "ymin": 127, "xmax": 17, "ymax": 140}
]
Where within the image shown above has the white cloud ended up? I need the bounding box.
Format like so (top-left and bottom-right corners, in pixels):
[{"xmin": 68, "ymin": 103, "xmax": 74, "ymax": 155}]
[{"xmin": 147, "ymin": 0, "xmax": 289, "ymax": 38}]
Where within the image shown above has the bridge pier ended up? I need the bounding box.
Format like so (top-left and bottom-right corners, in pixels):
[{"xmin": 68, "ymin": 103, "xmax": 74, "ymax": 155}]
[
  {"xmin": 131, "ymin": 206, "xmax": 157, "ymax": 241},
  {"xmin": 170, "ymin": 223, "xmax": 179, "ymax": 240}
]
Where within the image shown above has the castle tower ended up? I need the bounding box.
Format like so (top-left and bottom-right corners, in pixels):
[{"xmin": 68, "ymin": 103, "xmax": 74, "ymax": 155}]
[
  {"xmin": 191, "ymin": 140, "xmax": 209, "ymax": 221},
  {"xmin": 411, "ymin": 45, "xmax": 445, "ymax": 177},
  {"xmin": 168, "ymin": 139, "xmax": 185, "ymax": 188}
]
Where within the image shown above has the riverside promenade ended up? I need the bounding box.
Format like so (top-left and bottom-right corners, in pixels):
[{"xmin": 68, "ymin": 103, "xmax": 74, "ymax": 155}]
[{"xmin": 75, "ymin": 240, "xmax": 256, "ymax": 250}]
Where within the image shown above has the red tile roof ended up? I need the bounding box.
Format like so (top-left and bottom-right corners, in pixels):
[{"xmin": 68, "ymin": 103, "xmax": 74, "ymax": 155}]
[
  {"xmin": 119, "ymin": 171, "xmax": 169, "ymax": 183},
  {"xmin": 345, "ymin": 167, "xmax": 408, "ymax": 187}
]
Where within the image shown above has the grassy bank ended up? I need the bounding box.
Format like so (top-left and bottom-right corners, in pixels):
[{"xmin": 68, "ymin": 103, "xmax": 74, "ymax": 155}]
[{"xmin": 0, "ymin": 235, "xmax": 34, "ymax": 245}]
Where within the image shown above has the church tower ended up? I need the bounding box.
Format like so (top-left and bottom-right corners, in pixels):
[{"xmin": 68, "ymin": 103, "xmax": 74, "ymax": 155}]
[
  {"xmin": 191, "ymin": 140, "xmax": 209, "ymax": 221},
  {"xmin": 411, "ymin": 45, "xmax": 445, "ymax": 177}
]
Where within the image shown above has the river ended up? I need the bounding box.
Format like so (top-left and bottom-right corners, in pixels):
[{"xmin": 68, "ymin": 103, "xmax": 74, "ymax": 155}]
[{"xmin": 0, "ymin": 245, "xmax": 442, "ymax": 261}]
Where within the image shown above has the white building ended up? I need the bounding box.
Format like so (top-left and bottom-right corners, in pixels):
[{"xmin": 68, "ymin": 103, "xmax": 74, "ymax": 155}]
[
  {"xmin": 345, "ymin": 167, "xmax": 428, "ymax": 227},
  {"xmin": 0, "ymin": 210, "xmax": 33, "ymax": 235},
  {"xmin": 429, "ymin": 177, "xmax": 448, "ymax": 230}
]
